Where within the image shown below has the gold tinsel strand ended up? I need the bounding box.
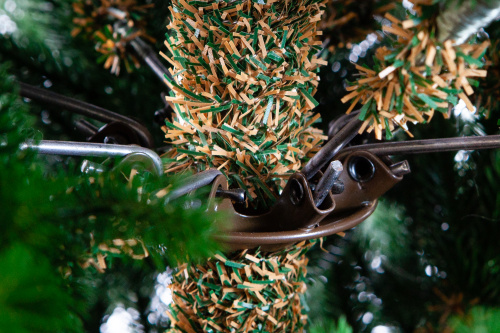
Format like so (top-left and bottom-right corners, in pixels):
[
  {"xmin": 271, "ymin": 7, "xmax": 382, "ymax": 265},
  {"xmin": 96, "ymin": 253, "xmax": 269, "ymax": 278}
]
[
  {"xmin": 161, "ymin": 0, "xmax": 328, "ymax": 210},
  {"xmin": 167, "ymin": 240, "xmax": 318, "ymax": 333}
]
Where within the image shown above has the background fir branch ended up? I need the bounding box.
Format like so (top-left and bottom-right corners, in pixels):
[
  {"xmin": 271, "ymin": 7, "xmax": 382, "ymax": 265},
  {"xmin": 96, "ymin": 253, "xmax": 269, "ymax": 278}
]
[
  {"xmin": 0, "ymin": 63, "xmax": 83, "ymax": 333},
  {"xmin": 308, "ymin": 317, "xmax": 353, "ymax": 333},
  {"xmin": 448, "ymin": 307, "xmax": 500, "ymax": 332},
  {"xmin": 0, "ymin": 62, "xmax": 224, "ymax": 331},
  {"xmin": 0, "ymin": 244, "xmax": 82, "ymax": 333}
]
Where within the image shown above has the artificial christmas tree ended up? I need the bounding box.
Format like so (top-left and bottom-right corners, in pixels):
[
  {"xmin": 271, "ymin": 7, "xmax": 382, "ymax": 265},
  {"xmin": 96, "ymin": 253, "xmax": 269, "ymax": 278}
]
[{"xmin": 1, "ymin": 0, "xmax": 500, "ymax": 332}]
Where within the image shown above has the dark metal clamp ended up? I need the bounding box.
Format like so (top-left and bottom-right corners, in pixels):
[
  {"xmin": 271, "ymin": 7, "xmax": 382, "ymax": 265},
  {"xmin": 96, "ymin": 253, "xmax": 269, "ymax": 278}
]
[{"xmin": 165, "ymin": 115, "xmax": 500, "ymax": 250}]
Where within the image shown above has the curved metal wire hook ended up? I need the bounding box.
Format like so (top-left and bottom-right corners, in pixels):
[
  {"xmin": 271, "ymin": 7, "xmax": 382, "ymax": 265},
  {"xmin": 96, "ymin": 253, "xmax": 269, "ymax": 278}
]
[{"xmin": 21, "ymin": 140, "xmax": 163, "ymax": 176}]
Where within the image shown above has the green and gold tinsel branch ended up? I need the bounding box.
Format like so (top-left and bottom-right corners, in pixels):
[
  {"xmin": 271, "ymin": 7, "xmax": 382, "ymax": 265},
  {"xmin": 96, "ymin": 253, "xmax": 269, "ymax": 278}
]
[
  {"xmin": 71, "ymin": 0, "xmax": 155, "ymax": 75},
  {"xmin": 341, "ymin": 2, "xmax": 490, "ymax": 139},
  {"xmin": 161, "ymin": 0, "xmax": 328, "ymax": 211},
  {"xmin": 167, "ymin": 240, "xmax": 318, "ymax": 333}
]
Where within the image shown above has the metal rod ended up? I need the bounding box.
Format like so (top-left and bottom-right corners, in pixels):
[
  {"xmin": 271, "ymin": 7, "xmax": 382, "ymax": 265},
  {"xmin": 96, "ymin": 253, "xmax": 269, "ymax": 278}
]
[
  {"xmin": 163, "ymin": 169, "xmax": 222, "ymax": 203},
  {"xmin": 330, "ymin": 181, "xmax": 344, "ymax": 195},
  {"xmin": 74, "ymin": 119, "xmax": 98, "ymax": 137},
  {"xmin": 340, "ymin": 135, "xmax": 500, "ymax": 156},
  {"xmin": 389, "ymin": 161, "xmax": 411, "ymax": 177},
  {"xmin": 328, "ymin": 110, "xmax": 361, "ymax": 139},
  {"xmin": 112, "ymin": 19, "xmax": 172, "ymax": 86},
  {"xmin": 302, "ymin": 117, "xmax": 362, "ymax": 180},
  {"xmin": 313, "ymin": 160, "xmax": 343, "ymax": 207},
  {"xmin": 19, "ymin": 82, "xmax": 154, "ymax": 148},
  {"xmin": 21, "ymin": 140, "xmax": 163, "ymax": 176},
  {"xmin": 216, "ymin": 188, "xmax": 246, "ymax": 203},
  {"xmin": 129, "ymin": 38, "xmax": 173, "ymax": 85}
]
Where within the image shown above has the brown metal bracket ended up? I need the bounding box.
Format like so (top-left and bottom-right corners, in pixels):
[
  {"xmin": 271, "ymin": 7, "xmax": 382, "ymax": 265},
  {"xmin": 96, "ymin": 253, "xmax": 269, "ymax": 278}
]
[
  {"xmin": 205, "ymin": 151, "xmax": 404, "ymax": 251},
  {"xmin": 209, "ymin": 172, "xmax": 336, "ymax": 233},
  {"xmin": 332, "ymin": 151, "xmax": 403, "ymax": 212}
]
